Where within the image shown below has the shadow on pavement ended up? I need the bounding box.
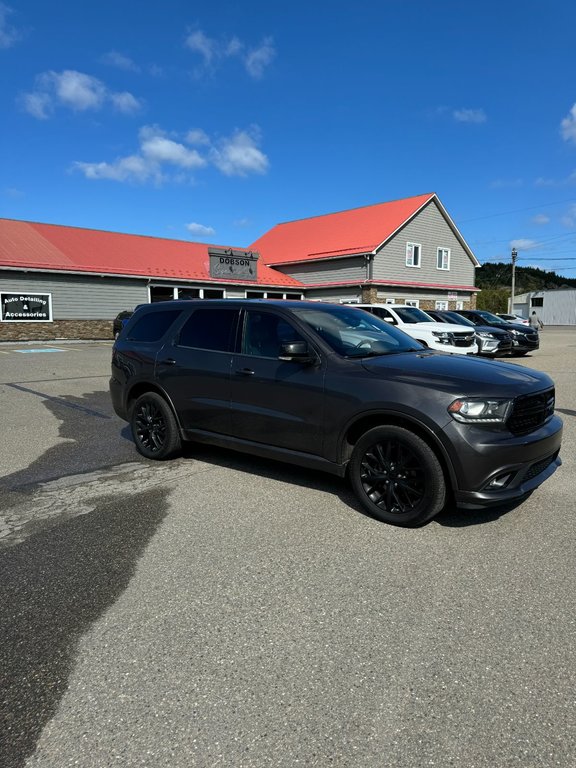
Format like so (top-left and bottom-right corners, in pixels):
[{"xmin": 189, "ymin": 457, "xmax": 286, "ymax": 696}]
[
  {"xmin": 0, "ymin": 487, "xmax": 170, "ymax": 768},
  {"xmin": 0, "ymin": 389, "xmax": 137, "ymax": 493}
]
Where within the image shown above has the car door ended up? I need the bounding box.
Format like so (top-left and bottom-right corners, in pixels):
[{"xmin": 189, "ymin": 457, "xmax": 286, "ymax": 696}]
[
  {"xmin": 155, "ymin": 306, "xmax": 239, "ymax": 434},
  {"xmin": 229, "ymin": 308, "xmax": 326, "ymax": 455}
]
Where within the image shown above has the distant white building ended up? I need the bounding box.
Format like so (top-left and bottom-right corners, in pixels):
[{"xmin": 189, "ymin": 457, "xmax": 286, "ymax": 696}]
[{"xmin": 512, "ymin": 289, "xmax": 576, "ymax": 326}]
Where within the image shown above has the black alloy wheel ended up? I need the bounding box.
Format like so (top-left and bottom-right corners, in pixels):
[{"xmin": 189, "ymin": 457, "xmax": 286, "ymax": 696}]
[
  {"xmin": 349, "ymin": 425, "xmax": 446, "ymax": 526},
  {"xmin": 130, "ymin": 392, "xmax": 181, "ymax": 460}
]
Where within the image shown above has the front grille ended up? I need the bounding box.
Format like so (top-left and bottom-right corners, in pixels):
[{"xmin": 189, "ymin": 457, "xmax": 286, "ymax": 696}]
[
  {"xmin": 524, "ymin": 453, "xmax": 558, "ymax": 481},
  {"xmin": 452, "ymin": 332, "xmax": 475, "ymax": 348},
  {"xmin": 507, "ymin": 388, "xmax": 555, "ymax": 435}
]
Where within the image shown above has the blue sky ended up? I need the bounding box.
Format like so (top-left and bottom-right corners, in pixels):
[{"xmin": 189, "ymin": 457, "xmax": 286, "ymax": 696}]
[{"xmin": 2, "ymin": 0, "xmax": 576, "ymax": 276}]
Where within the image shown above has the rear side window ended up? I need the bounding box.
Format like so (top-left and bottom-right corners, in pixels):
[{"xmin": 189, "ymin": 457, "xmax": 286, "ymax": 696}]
[
  {"xmin": 178, "ymin": 308, "xmax": 239, "ymax": 351},
  {"xmin": 127, "ymin": 310, "xmax": 182, "ymax": 342}
]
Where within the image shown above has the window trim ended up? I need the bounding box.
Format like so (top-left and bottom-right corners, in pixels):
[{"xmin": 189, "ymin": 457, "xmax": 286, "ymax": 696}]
[
  {"xmin": 436, "ymin": 247, "xmax": 451, "ymax": 271},
  {"xmin": 406, "ymin": 242, "xmax": 422, "ymax": 268}
]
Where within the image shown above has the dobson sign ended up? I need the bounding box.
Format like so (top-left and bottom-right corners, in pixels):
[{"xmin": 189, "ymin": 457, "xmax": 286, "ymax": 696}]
[
  {"xmin": 1, "ymin": 293, "xmax": 53, "ymax": 322},
  {"xmin": 208, "ymin": 247, "xmax": 259, "ymax": 281}
]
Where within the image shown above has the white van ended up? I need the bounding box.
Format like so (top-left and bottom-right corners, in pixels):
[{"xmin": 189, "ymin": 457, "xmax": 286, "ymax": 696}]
[{"xmin": 356, "ymin": 304, "xmax": 478, "ymax": 355}]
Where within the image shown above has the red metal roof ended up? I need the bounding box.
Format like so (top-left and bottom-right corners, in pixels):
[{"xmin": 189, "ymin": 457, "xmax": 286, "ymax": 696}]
[
  {"xmin": 0, "ymin": 219, "xmax": 303, "ymax": 288},
  {"xmin": 250, "ymin": 193, "xmax": 440, "ymax": 264}
]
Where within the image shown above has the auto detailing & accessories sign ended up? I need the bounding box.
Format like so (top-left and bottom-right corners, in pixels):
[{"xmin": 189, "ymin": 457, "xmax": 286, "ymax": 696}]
[{"xmin": 1, "ymin": 293, "xmax": 53, "ymax": 322}]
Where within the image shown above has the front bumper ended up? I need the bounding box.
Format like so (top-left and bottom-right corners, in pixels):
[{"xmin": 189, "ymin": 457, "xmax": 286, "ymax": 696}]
[{"xmin": 442, "ymin": 415, "xmax": 563, "ymax": 509}]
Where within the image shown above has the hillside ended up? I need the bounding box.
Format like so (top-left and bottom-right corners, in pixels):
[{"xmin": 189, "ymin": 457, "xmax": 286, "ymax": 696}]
[{"xmin": 476, "ymin": 262, "xmax": 576, "ymax": 293}]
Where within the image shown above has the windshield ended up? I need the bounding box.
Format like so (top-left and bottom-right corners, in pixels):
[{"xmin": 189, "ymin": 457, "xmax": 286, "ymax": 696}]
[
  {"xmin": 443, "ymin": 311, "xmax": 474, "ymax": 326},
  {"xmin": 477, "ymin": 310, "xmax": 506, "ymax": 324},
  {"xmin": 294, "ymin": 306, "xmax": 424, "ymax": 357},
  {"xmin": 393, "ymin": 307, "xmax": 435, "ymax": 323}
]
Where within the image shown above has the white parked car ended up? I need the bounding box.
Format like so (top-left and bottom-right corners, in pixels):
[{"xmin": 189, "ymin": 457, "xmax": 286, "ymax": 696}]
[
  {"xmin": 356, "ymin": 304, "xmax": 478, "ymax": 354},
  {"xmin": 497, "ymin": 313, "xmax": 529, "ymax": 326}
]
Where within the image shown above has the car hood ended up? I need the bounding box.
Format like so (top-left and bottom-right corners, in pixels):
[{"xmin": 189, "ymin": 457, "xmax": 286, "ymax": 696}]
[
  {"xmin": 361, "ymin": 350, "xmax": 552, "ymax": 395},
  {"xmin": 403, "ymin": 321, "xmax": 473, "ymax": 333},
  {"xmin": 473, "ymin": 325, "xmax": 511, "ymax": 336}
]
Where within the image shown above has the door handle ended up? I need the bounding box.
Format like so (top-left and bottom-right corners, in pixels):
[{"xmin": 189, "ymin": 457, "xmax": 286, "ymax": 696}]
[
  {"xmin": 235, "ymin": 368, "xmax": 255, "ymax": 376},
  {"xmin": 161, "ymin": 358, "xmax": 176, "ymax": 365}
]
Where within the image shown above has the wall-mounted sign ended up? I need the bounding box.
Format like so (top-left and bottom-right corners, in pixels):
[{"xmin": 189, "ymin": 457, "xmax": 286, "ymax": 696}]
[
  {"xmin": 208, "ymin": 247, "xmax": 259, "ymax": 281},
  {"xmin": 0, "ymin": 293, "xmax": 53, "ymax": 322},
  {"xmin": 447, "ymin": 292, "xmax": 458, "ymax": 301}
]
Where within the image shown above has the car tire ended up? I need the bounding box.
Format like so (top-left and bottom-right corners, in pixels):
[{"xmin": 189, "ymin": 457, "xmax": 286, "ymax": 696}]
[
  {"xmin": 349, "ymin": 425, "xmax": 446, "ymax": 526},
  {"xmin": 130, "ymin": 392, "xmax": 181, "ymax": 460}
]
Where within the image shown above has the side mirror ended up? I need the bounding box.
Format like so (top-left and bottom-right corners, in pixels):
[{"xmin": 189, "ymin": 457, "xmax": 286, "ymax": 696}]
[{"xmin": 279, "ymin": 340, "xmax": 315, "ymax": 363}]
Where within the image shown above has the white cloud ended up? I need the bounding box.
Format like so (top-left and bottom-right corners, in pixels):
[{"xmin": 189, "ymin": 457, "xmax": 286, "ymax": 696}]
[
  {"xmin": 534, "ymin": 171, "xmax": 576, "ymax": 187},
  {"xmin": 141, "ymin": 135, "xmax": 205, "ymax": 168},
  {"xmin": 453, "ymin": 108, "xmax": 487, "ymax": 124},
  {"xmin": 532, "ymin": 214, "xmax": 550, "ymax": 225},
  {"xmin": 110, "ymin": 91, "xmax": 144, "ymax": 114},
  {"xmin": 245, "ymin": 37, "xmax": 275, "ymax": 78},
  {"xmin": 21, "ymin": 69, "xmax": 143, "ymax": 118},
  {"xmin": 47, "ymin": 70, "xmax": 106, "ymax": 110},
  {"xmin": 101, "ymin": 51, "xmax": 140, "ymax": 72},
  {"xmin": 185, "ymin": 30, "xmax": 217, "ymax": 66},
  {"xmin": 74, "ymin": 124, "xmax": 269, "ymax": 183},
  {"xmin": 185, "ymin": 222, "xmax": 216, "ymax": 238},
  {"xmin": 20, "ymin": 91, "xmax": 52, "ymax": 119},
  {"xmin": 490, "ymin": 178, "xmax": 523, "ymax": 189},
  {"xmin": 74, "ymin": 154, "xmax": 157, "ymax": 183},
  {"xmin": 211, "ymin": 129, "xmax": 269, "ymax": 176},
  {"xmin": 185, "ymin": 28, "xmax": 275, "ymax": 79},
  {"xmin": 510, "ymin": 239, "xmax": 539, "ymax": 251},
  {"xmin": 560, "ymin": 104, "xmax": 576, "ymax": 144},
  {"xmin": 561, "ymin": 204, "xmax": 576, "ymax": 227},
  {"xmin": 186, "ymin": 129, "xmax": 211, "ymax": 145},
  {"xmin": 0, "ymin": 2, "xmax": 21, "ymax": 49}
]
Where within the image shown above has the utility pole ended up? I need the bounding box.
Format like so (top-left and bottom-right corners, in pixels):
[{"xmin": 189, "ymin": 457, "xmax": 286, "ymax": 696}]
[{"xmin": 510, "ymin": 247, "xmax": 518, "ymax": 313}]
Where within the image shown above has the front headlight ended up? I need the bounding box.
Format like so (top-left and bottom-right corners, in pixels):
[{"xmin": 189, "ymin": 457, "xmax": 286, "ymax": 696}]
[
  {"xmin": 476, "ymin": 331, "xmax": 496, "ymax": 339},
  {"xmin": 448, "ymin": 397, "xmax": 513, "ymax": 424},
  {"xmin": 508, "ymin": 329, "xmax": 521, "ymax": 336},
  {"xmin": 431, "ymin": 331, "xmax": 452, "ymax": 344}
]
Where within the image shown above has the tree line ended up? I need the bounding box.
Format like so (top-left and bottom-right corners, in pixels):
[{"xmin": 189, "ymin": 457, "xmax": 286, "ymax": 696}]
[{"xmin": 475, "ymin": 262, "xmax": 576, "ymax": 313}]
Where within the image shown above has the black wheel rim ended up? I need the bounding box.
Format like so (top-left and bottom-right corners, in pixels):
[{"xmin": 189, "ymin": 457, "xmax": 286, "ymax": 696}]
[
  {"xmin": 134, "ymin": 401, "xmax": 166, "ymax": 453},
  {"xmin": 359, "ymin": 439, "xmax": 426, "ymax": 515}
]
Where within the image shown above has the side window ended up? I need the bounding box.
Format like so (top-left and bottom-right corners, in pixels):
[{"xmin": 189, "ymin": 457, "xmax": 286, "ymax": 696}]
[
  {"xmin": 435, "ymin": 301, "xmax": 448, "ymax": 310},
  {"xmin": 242, "ymin": 312, "xmax": 304, "ymax": 357},
  {"xmin": 369, "ymin": 307, "xmax": 396, "ymax": 324},
  {"xmin": 437, "ymin": 248, "xmax": 450, "ymax": 270},
  {"xmin": 406, "ymin": 242, "xmax": 421, "ymax": 268},
  {"xmin": 127, "ymin": 310, "xmax": 182, "ymax": 342},
  {"xmin": 177, "ymin": 308, "xmax": 239, "ymax": 351}
]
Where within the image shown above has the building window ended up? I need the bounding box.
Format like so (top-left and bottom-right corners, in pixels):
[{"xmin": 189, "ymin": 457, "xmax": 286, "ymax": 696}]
[
  {"xmin": 456, "ymin": 301, "xmax": 464, "ymax": 310},
  {"xmin": 178, "ymin": 288, "xmax": 201, "ymax": 300},
  {"xmin": 531, "ymin": 297, "xmax": 544, "ymax": 307},
  {"xmin": 405, "ymin": 299, "xmax": 420, "ymax": 307},
  {"xmin": 385, "ymin": 298, "xmax": 396, "ymax": 304},
  {"xmin": 246, "ymin": 291, "xmax": 266, "ymax": 299},
  {"xmin": 437, "ymin": 248, "xmax": 450, "ymax": 270},
  {"xmin": 203, "ymin": 289, "xmax": 225, "ymax": 299},
  {"xmin": 266, "ymin": 292, "xmax": 285, "ymax": 299},
  {"xmin": 149, "ymin": 286, "xmax": 176, "ymax": 302},
  {"xmin": 406, "ymin": 242, "xmax": 421, "ymax": 268},
  {"xmin": 435, "ymin": 301, "xmax": 448, "ymax": 310}
]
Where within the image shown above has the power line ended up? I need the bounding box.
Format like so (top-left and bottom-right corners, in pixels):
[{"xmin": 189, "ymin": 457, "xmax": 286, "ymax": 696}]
[{"xmin": 458, "ymin": 199, "xmax": 576, "ymax": 224}]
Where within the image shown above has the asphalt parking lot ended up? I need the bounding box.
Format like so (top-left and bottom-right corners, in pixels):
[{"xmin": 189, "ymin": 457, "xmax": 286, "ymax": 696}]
[{"xmin": 1, "ymin": 331, "xmax": 575, "ymax": 768}]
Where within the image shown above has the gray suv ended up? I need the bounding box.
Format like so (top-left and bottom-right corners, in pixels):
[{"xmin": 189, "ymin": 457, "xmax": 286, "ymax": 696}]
[{"xmin": 110, "ymin": 300, "xmax": 562, "ymax": 527}]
